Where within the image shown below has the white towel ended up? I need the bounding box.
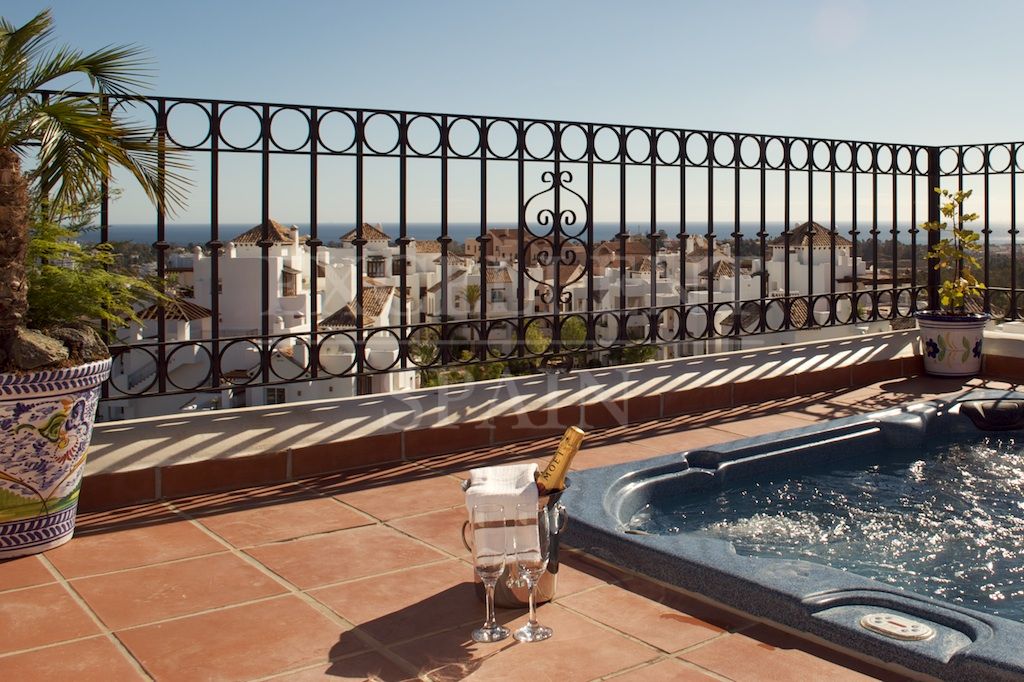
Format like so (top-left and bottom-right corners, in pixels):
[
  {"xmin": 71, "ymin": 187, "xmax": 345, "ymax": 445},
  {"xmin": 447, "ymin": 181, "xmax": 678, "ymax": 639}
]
[{"xmin": 465, "ymin": 463, "xmax": 540, "ymax": 562}]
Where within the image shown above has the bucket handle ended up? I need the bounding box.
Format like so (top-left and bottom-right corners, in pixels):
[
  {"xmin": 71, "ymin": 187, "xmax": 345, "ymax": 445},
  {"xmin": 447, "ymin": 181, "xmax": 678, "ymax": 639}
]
[{"xmin": 461, "ymin": 503, "xmax": 568, "ymax": 551}]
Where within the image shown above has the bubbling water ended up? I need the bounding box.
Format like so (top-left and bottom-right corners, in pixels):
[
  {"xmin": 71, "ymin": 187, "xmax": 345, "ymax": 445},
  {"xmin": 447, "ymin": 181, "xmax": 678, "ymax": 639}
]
[{"xmin": 628, "ymin": 436, "xmax": 1024, "ymax": 621}]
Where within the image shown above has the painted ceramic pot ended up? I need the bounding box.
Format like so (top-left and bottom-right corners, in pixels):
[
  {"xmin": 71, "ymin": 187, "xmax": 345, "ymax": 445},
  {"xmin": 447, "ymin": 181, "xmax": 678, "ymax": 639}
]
[
  {"xmin": 915, "ymin": 312, "xmax": 989, "ymax": 378},
  {"xmin": 0, "ymin": 359, "xmax": 111, "ymax": 559}
]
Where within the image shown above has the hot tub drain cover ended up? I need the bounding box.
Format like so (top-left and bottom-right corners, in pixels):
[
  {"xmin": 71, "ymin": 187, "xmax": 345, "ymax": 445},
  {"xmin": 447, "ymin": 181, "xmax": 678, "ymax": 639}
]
[{"xmin": 859, "ymin": 613, "xmax": 935, "ymax": 641}]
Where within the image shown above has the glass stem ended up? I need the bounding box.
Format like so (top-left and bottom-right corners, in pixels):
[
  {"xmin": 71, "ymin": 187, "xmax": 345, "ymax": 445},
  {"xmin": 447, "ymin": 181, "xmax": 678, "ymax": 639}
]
[
  {"xmin": 484, "ymin": 581, "xmax": 496, "ymax": 627},
  {"xmin": 527, "ymin": 578, "xmax": 538, "ymax": 626}
]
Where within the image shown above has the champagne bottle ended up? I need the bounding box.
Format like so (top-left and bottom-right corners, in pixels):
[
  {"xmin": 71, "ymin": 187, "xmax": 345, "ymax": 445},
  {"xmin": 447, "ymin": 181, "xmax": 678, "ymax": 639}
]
[{"xmin": 536, "ymin": 426, "xmax": 585, "ymax": 495}]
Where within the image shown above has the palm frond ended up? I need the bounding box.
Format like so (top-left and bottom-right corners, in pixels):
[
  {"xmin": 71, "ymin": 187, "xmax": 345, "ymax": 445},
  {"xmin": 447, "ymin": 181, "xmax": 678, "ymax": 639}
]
[
  {"xmin": 24, "ymin": 97, "xmax": 190, "ymax": 214},
  {"xmin": 0, "ymin": 10, "xmax": 55, "ymax": 99},
  {"xmin": 24, "ymin": 44, "xmax": 151, "ymax": 96},
  {"xmin": 0, "ymin": 9, "xmax": 190, "ymax": 216},
  {"xmin": 0, "ymin": 10, "xmax": 54, "ymax": 73}
]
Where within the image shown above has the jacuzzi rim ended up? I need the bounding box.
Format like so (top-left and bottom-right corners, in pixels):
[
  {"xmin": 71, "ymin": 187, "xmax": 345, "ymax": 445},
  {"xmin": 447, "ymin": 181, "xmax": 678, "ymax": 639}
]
[{"xmin": 561, "ymin": 388, "xmax": 1024, "ymax": 681}]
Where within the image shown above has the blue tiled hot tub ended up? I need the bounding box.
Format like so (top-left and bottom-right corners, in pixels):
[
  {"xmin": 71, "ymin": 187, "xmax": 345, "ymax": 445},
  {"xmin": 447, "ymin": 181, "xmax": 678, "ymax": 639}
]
[{"xmin": 562, "ymin": 390, "xmax": 1024, "ymax": 681}]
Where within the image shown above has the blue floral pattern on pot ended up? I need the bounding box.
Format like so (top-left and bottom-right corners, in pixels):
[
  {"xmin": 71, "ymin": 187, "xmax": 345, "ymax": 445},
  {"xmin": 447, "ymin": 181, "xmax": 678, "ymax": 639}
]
[
  {"xmin": 925, "ymin": 331, "xmax": 979, "ymax": 365},
  {"xmin": 0, "ymin": 359, "xmax": 110, "ymax": 559},
  {"xmin": 917, "ymin": 316, "xmax": 986, "ymax": 378}
]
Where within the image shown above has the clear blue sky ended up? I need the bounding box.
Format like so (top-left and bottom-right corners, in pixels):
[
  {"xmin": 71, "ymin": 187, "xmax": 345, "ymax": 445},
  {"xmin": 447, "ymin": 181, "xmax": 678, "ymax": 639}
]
[{"xmin": 8, "ymin": 1, "xmax": 1023, "ymax": 226}]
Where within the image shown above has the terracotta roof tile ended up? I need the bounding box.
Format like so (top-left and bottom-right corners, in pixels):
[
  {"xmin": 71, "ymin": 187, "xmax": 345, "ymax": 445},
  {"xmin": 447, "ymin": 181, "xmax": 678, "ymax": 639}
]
[
  {"xmin": 699, "ymin": 260, "xmax": 735, "ymax": 279},
  {"xmin": 340, "ymin": 223, "xmax": 392, "ymax": 243},
  {"xmin": 484, "ymin": 267, "xmax": 512, "ymax": 284},
  {"xmin": 137, "ymin": 298, "xmax": 213, "ymax": 321},
  {"xmin": 434, "ymin": 254, "xmax": 468, "ymax": 267},
  {"xmin": 770, "ymin": 222, "xmax": 853, "ymax": 248},
  {"xmin": 320, "ymin": 286, "xmax": 394, "ymax": 328},
  {"xmin": 414, "ymin": 240, "xmax": 442, "ymax": 253},
  {"xmin": 231, "ymin": 219, "xmax": 295, "ymax": 245},
  {"xmin": 789, "ymin": 298, "xmax": 810, "ymax": 327},
  {"xmin": 558, "ymin": 264, "xmax": 585, "ymax": 286}
]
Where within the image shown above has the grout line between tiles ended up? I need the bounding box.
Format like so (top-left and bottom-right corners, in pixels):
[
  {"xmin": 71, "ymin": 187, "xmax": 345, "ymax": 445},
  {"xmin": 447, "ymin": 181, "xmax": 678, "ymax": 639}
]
[
  {"xmin": 33, "ymin": 553, "xmax": 154, "ymax": 680},
  {"xmin": 174, "ymin": 503, "xmax": 413, "ymax": 667},
  {"xmin": 174, "ymin": 508, "xmax": 433, "ymax": 678},
  {"xmin": 592, "ymin": 654, "xmax": 732, "ymax": 682}
]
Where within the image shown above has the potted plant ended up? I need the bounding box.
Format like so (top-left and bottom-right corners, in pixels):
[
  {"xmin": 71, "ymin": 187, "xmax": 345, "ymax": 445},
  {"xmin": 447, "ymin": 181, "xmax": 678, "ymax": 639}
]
[
  {"xmin": 916, "ymin": 187, "xmax": 988, "ymax": 377},
  {"xmin": 0, "ymin": 10, "xmax": 185, "ymax": 558}
]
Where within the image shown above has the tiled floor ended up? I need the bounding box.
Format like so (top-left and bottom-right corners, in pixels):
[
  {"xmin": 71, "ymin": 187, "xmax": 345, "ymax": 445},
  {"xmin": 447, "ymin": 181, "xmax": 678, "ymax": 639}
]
[{"xmin": 0, "ymin": 376, "xmax": 1010, "ymax": 681}]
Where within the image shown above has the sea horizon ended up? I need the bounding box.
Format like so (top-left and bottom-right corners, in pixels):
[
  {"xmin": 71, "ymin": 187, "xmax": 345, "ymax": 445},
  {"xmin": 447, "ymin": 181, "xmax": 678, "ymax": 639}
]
[{"xmin": 78, "ymin": 221, "xmax": 1020, "ymax": 246}]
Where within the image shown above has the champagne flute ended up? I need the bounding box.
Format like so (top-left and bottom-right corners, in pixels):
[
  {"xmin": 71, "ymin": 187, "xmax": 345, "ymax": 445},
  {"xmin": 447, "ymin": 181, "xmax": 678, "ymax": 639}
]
[
  {"xmin": 470, "ymin": 504, "xmax": 510, "ymax": 643},
  {"xmin": 513, "ymin": 503, "xmax": 553, "ymax": 642}
]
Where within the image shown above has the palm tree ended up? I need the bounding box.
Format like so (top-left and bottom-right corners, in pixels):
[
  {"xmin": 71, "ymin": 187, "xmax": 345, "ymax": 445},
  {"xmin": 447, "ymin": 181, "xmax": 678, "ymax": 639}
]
[
  {"xmin": 461, "ymin": 284, "xmax": 482, "ymax": 317},
  {"xmin": 0, "ymin": 10, "xmax": 187, "ymax": 358},
  {"xmin": 459, "ymin": 283, "xmax": 482, "ymax": 350}
]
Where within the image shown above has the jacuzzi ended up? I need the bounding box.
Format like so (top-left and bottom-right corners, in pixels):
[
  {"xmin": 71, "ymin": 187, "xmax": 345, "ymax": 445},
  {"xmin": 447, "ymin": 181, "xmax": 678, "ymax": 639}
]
[{"xmin": 561, "ymin": 389, "xmax": 1024, "ymax": 681}]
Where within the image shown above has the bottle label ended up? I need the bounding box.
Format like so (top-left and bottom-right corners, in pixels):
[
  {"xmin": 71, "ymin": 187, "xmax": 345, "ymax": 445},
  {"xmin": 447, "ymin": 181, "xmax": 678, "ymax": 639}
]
[{"xmin": 537, "ymin": 426, "xmax": 585, "ymax": 493}]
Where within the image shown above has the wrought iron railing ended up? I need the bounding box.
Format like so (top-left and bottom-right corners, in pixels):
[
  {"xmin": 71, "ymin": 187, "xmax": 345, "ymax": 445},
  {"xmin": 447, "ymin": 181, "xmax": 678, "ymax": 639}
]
[{"xmin": 33, "ymin": 92, "xmax": 1020, "ymax": 411}]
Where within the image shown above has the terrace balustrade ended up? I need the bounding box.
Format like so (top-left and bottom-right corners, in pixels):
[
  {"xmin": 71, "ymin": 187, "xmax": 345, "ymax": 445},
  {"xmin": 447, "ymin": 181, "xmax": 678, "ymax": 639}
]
[{"xmin": 30, "ymin": 92, "xmax": 1021, "ymax": 415}]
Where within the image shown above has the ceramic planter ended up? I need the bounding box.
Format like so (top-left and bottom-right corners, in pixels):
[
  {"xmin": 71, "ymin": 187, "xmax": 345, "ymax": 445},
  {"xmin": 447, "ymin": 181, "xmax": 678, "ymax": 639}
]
[
  {"xmin": 0, "ymin": 358, "xmax": 111, "ymax": 559},
  {"xmin": 915, "ymin": 312, "xmax": 989, "ymax": 377}
]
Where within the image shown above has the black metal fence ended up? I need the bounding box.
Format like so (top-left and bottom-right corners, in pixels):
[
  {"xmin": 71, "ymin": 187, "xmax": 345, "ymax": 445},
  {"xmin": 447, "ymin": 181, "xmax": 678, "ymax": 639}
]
[{"xmin": 46, "ymin": 92, "xmax": 1019, "ymax": 408}]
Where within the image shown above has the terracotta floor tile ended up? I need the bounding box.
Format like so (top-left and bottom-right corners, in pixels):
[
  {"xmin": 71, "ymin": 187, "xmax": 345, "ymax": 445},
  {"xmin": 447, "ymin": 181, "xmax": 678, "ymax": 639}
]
[
  {"xmin": 608, "ymin": 657, "xmax": 721, "ymax": 682},
  {"xmin": 0, "ymin": 555, "xmax": 55, "ymax": 592},
  {"xmin": 197, "ymin": 497, "xmax": 372, "ymax": 547},
  {"xmin": 619, "ymin": 577, "xmax": 755, "ymax": 631},
  {"xmin": 414, "ymin": 445, "xmax": 547, "ymax": 475},
  {"xmin": 300, "ymin": 462, "xmax": 428, "ymax": 496},
  {"xmin": 46, "ymin": 520, "xmax": 225, "ymax": 578},
  {"xmin": 334, "ymin": 474, "xmax": 466, "ymax": 521},
  {"xmin": 388, "ymin": 506, "xmax": 472, "ymax": 558},
  {"xmin": 117, "ymin": 596, "xmax": 359, "ymax": 681},
  {"xmin": 568, "ymin": 440, "xmax": 664, "ymax": 471},
  {"xmin": 169, "ymin": 481, "xmax": 317, "ymax": 517},
  {"xmin": 0, "ymin": 382, "xmax": 945, "ymax": 681},
  {"xmin": 712, "ymin": 412, "xmax": 818, "ymax": 438},
  {"xmin": 73, "ymin": 501, "xmax": 180, "ymax": 536},
  {"xmin": 678, "ymin": 626, "xmax": 894, "ymax": 682},
  {"xmin": 245, "ymin": 525, "xmax": 446, "ymax": 589},
  {"xmin": 428, "ymin": 455, "xmax": 553, "ymax": 484},
  {"xmin": 552, "ymin": 553, "xmax": 627, "ymax": 597},
  {"xmin": 269, "ymin": 651, "xmax": 416, "ymax": 681},
  {"xmin": 0, "ymin": 636, "xmax": 143, "ymax": 680},
  {"xmin": 71, "ymin": 552, "xmax": 287, "ymax": 629},
  {"xmin": 311, "ymin": 560, "xmax": 481, "ymax": 645},
  {"xmin": 627, "ymin": 426, "xmax": 742, "ymax": 457},
  {"xmin": 557, "ymin": 583, "xmax": 724, "ymax": 653},
  {"xmin": 0, "ymin": 583, "xmax": 100, "ymax": 654},
  {"xmin": 782, "ymin": 399, "xmax": 863, "ymax": 422},
  {"xmin": 392, "ymin": 604, "xmax": 658, "ymax": 681}
]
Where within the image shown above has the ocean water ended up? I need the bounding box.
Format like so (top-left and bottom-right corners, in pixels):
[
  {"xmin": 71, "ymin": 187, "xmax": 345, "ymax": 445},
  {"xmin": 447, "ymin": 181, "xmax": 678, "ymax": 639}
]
[{"xmin": 80, "ymin": 221, "xmax": 931, "ymax": 245}]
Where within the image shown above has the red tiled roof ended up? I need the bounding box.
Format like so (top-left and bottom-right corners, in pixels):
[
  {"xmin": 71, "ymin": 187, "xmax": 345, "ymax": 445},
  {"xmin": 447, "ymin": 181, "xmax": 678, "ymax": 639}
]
[
  {"xmin": 770, "ymin": 222, "xmax": 853, "ymax": 248},
  {"xmin": 231, "ymin": 219, "xmax": 295, "ymax": 245},
  {"xmin": 434, "ymin": 254, "xmax": 468, "ymax": 267},
  {"xmin": 137, "ymin": 298, "xmax": 213, "ymax": 321},
  {"xmin": 320, "ymin": 286, "xmax": 395, "ymax": 328},
  {"xmin": 699, "ymin": 260, "xmax": 735, "ymax": 279},
  {"xmin": 414, "ymin": 240, "xmax": 442, "ymax": 253},
  {"xmin": 484, "ymin": 267, "xmax": 512, "ymax": 284},
  {"xmin": 339, "ymin": 223, "xmax": 391, "ymax": 243}
]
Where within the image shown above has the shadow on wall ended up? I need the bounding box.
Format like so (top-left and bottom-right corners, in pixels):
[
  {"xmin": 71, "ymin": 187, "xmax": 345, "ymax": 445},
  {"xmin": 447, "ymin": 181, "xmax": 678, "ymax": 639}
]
[{"xmin": 88, "ymin": 332, "xmax": 921, "ymax": 473}]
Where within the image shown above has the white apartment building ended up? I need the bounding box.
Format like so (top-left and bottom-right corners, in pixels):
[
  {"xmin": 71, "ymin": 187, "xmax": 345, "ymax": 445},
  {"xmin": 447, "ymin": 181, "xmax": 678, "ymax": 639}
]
[{"xmin": 100, "ymin": 220, "xmax": 899, "ymax": 420}]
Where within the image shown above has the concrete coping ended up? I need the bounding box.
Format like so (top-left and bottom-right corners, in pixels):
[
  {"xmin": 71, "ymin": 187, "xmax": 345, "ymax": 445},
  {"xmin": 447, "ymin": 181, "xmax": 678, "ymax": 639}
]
[{"xmin": 87, "ymin": 330, "xmax": 924, "ymax": 476}]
